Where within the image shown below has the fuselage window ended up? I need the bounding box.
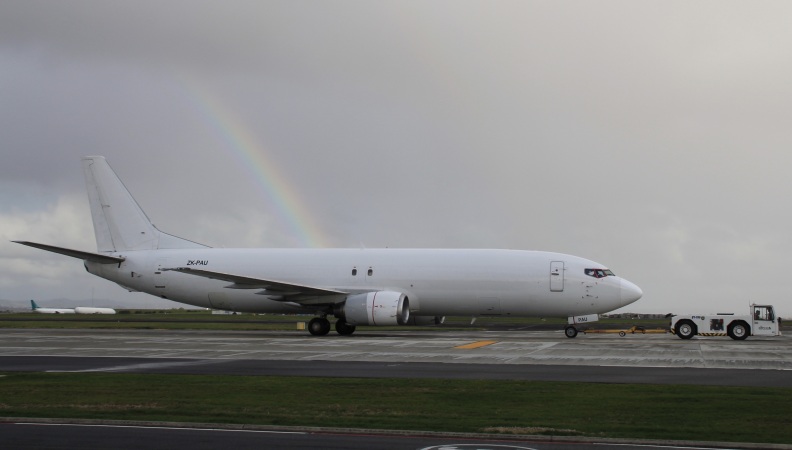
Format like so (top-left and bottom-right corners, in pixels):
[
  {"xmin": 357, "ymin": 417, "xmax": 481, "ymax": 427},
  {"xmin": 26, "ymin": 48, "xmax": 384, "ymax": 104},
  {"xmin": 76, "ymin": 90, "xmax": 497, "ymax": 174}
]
[
  {"xmin": 585, "ymin": 268, "xmax": 614, "ymax": 278},
  {"xmin": 352, "ymin": 268, "xmax": 357, "ymax": 276}
]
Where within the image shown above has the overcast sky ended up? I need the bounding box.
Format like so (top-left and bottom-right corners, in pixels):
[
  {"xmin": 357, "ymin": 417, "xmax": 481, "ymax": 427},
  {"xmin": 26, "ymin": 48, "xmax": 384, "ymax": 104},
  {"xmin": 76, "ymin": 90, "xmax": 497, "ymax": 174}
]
[{"xmin": 2, "ymin": 1, "xmax": 791, "ymax": 316}]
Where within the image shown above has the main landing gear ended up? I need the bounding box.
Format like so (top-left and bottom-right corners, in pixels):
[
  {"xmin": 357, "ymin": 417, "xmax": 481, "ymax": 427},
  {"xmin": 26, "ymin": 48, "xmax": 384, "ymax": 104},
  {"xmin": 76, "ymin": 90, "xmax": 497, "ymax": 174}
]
[
  {"xmin": 564, "ymin": 325, "xmax": 578, "ymax": 338},
  {"xmin": 307, "ymin": 317, "xmax": 356, "ymax": 336},
  {"xmin": 307, "ymin": 317, "xmax": 331, "ymax": 336}
]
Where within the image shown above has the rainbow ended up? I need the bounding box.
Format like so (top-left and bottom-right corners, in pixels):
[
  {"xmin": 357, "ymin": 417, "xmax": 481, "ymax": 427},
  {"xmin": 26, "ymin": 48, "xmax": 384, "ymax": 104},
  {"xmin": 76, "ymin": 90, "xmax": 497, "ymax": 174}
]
[{"xmin": 178, "ymin": 80, "xmax": 329, "ymax": 248}]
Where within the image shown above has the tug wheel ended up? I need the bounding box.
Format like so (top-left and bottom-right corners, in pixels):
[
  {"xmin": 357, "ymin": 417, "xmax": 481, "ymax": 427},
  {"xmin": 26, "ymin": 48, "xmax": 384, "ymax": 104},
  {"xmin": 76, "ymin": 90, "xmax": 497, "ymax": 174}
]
[
  {"xmin": 728, "ymin": 322, "xmax": 749, "ymax": 340},
  {"xmin": 675, "ymin": 320, "xmax": 696, "ymax": 339}
]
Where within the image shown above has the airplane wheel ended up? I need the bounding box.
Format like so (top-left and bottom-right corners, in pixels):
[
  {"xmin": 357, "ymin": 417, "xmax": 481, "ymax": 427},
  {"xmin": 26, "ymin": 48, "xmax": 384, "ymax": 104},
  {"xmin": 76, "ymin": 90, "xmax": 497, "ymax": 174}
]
[
  {"xmin": 675, "ymin": 320, "xmax": 696, "ymax": 339},
  {"xmin": 564, "ymin": 326, "xmax": 578, "ymax": 338},
  {"xmin": 335, "ymin": 321, "xmax": 356, "ymax": 336},
  {"xmin": 619, "ymin": 331, "xmax": 626, "ymax": 337},
  {"xmin": 308, "ymin": 318, "xmax": 331, "ymax": 336}
]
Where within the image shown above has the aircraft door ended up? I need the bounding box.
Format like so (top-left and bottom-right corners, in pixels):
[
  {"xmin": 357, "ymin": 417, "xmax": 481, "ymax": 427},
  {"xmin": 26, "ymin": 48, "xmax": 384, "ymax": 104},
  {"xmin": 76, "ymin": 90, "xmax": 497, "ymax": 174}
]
[
  {"xmin": 153, "ymin": 258, "xmax": 168, "ymax": 289},
  {"xmin": 550, "ymin": 261, "xmax": 564, "ymax": 292}
]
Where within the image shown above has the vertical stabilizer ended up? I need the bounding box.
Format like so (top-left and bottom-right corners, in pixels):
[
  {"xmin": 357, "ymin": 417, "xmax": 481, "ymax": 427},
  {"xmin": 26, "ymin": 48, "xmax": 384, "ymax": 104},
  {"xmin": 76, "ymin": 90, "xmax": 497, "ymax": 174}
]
[
  {"xmin": 82, "ymin": 156, "xmax": 208, "ymax": 252},
  {"xmin": 31, "ymin": 300, "xmax": 38, "ymax": 311}
]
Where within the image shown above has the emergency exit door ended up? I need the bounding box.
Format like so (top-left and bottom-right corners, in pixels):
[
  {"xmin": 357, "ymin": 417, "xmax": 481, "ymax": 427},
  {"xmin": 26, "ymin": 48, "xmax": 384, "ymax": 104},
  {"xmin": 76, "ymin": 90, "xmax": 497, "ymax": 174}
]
[{"xmin": 550, "ymin": 261, "xmax": 564, "ymax": 292}]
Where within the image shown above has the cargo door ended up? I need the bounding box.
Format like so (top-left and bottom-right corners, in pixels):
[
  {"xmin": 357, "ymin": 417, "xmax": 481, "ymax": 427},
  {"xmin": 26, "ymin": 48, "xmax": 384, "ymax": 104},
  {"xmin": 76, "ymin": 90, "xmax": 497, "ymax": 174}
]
[
  {"xmin": 153, "ymin": 258, "xmax": 168, "ymax": 289},
  {"xmin": 550, "ymin": 261, "xmax": 565, "ymax": 292}
]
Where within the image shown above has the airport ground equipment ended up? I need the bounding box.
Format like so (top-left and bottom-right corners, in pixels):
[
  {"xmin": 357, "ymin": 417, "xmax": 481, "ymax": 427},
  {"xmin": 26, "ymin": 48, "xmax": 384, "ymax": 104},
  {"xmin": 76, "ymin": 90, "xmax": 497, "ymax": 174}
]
[
  {"xmin": 670, "ymin": 304, "xmax": 781, "ymax": 340},
  {"xmin": 564, "ymin": 313, "xmax": 598, "ymax": 338},
  {"xmin": 581, "ymin": 325, "xmax": 669, "ymax": 337},
  {"xmin": 562, "ymin": 314, "xmax": 669, "ymax": 338}
]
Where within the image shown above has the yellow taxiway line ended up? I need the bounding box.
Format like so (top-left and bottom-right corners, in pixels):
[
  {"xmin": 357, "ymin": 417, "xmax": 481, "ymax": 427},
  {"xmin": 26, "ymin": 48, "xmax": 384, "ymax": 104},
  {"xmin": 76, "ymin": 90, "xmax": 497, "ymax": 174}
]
[{"xmin": 454, "ymin": 340, "xmax": 498, "ymax": 349}]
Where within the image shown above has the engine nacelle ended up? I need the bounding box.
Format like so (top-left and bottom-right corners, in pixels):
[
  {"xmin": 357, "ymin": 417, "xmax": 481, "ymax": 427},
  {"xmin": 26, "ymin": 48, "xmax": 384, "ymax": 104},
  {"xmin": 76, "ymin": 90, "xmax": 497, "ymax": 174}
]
[
  {"xmin": 336, "ymin": 291, "xmax": 410, "ymax": 326},
  {"xmin": 405, "ymin": 315, "xmax": 445, "ymax": 326}
]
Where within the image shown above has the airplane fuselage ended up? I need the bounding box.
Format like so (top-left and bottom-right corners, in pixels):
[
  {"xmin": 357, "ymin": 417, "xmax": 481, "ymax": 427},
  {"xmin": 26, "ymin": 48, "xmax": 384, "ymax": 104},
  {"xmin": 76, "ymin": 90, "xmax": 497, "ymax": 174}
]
[
  {"xmin": 33, "ymin": 308, "xmax": 76, "ymax": 314},
  {"xmin": 17, "ymin": 156, "xmax": 642, "ymax": 336},
  {"xmin": 87, "ymin": 248, "xmax": 635, "ymax": 318}
]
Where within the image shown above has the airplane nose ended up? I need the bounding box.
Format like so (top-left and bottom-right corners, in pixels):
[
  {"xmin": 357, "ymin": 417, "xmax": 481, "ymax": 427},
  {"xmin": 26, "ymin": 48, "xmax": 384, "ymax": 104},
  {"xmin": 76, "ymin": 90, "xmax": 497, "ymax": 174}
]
[{"xmin": 620, "ymin": 279, "xmax": 643, "ymax": 305}]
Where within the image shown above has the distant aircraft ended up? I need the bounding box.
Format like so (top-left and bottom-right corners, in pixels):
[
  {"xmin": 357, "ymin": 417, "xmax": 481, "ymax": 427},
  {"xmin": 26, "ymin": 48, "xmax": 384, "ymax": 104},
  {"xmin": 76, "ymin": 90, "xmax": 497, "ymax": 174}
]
[
  {"xmin": 30, "ymin": 300, "xmax": 116, "ymax": 315},
  {"xmin": 74, "ymin": 306, "xmax": 117, "ymax": 315},
  {"xmin": 14, "ymin": 156, "xmax": 641, "ymax": 337},
  {"xmin": 30, "ymin": 300, "xmax": 75, "ymax": 314}
]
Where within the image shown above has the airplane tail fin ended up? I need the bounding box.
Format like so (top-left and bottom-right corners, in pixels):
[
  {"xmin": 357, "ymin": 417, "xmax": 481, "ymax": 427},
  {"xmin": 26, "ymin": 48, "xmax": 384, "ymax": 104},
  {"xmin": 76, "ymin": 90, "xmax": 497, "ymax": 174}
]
[
  {"xmin": 31, "ymin": 300, "xmax": 39, "ymax": 310},
  {"xmin": 81, "ymin": 156, "xmax": 209, "ymax": 252}
]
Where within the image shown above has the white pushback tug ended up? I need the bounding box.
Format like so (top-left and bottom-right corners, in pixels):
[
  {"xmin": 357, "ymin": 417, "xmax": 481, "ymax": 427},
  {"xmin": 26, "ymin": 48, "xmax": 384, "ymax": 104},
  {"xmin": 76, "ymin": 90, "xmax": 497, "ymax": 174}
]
[{"xmin": 670, "ymin": 304, "xmax": 781, "ymax": 340}]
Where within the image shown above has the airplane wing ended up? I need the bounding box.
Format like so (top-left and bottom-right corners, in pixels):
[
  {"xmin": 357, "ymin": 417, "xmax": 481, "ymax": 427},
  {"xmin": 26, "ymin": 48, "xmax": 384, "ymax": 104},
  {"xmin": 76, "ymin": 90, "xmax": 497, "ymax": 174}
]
[
  {"xmin": 164, "ymin": 267, "xmax": 348, "ymax": 300},
  {"xmin": 12, "ymin": 241, "xmax": 125, "ymax": 264}
]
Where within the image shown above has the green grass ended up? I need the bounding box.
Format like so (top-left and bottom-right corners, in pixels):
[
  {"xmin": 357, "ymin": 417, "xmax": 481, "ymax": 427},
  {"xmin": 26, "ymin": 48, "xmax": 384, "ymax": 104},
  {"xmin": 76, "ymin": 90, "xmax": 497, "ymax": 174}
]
[{"xmin": 1, "ymin": 372, "xmax": 791, "ymax": 444}]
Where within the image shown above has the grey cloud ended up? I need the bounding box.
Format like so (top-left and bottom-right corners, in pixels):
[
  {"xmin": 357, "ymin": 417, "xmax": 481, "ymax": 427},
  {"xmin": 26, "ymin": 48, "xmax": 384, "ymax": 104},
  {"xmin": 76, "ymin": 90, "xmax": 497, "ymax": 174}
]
[{"xmin": 2, "ymin": 1, "xmax": 792, "ymax": 316}]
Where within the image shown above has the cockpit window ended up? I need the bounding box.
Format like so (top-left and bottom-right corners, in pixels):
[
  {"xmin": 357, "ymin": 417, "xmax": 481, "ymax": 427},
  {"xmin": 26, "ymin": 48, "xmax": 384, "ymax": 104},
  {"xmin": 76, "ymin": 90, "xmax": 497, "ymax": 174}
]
[{"xmin": 585, "ymin": 268, "xmax": 614, "ymax": 278}]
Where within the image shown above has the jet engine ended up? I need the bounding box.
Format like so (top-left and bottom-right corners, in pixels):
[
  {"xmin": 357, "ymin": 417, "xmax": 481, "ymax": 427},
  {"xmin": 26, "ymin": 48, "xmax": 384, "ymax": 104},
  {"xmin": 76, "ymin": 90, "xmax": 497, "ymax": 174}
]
[{"xmin": 335, "ymin": 291, "xmax": 410, "ymax": 326}]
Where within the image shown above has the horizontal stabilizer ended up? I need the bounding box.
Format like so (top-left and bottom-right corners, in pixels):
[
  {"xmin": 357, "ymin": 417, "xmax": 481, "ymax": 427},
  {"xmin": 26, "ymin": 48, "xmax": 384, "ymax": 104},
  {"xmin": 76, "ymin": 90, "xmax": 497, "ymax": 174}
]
[
  {"xmin": 12, "ymin": 241, "xmax": 125, "ymax": 264},
  {"xmin": 164, "ymin": 267, "xmax": 347, "ymax": 298}
]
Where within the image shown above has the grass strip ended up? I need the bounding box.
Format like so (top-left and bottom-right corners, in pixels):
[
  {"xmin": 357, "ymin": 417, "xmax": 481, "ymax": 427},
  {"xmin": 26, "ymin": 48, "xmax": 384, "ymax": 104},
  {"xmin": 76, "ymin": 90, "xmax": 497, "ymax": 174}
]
[{"xmin": 1, "ymin": 372, "xmax": 790, "ymax": 444}]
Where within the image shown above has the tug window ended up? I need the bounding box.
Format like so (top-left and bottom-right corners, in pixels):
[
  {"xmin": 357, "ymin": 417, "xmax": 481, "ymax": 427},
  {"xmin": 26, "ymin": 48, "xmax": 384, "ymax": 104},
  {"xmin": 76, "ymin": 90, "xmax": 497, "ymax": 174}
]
[
  {"xmin": 753, "ymin": 306, "xmax": 774, "ymax": 321},
  {"xmin": 585, "ymin": 268, "xmax": 614, "ymax": 278}
]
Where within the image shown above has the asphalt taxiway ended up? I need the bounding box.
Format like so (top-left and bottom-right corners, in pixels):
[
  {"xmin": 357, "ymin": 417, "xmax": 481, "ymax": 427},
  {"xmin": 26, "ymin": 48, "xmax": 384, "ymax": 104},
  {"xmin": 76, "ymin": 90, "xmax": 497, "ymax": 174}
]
[
  {"xmin": 1, "ymin": 328, "xmax": 791, "ymax": 385},
  {"xmin": 2, "ymin": 328, "xmax": 792, "ymax": 450},
  {"xmin": 5, "ymin": 421, "xmax": 766, "ymax": 450}
]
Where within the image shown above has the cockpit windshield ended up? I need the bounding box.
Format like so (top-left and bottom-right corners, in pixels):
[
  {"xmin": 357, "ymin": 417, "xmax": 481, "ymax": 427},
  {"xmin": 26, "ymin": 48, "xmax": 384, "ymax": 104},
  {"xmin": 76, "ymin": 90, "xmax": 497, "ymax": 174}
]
[{"xmin": 585, "ymin": 268, "xmax": 615, "ymax": 278}]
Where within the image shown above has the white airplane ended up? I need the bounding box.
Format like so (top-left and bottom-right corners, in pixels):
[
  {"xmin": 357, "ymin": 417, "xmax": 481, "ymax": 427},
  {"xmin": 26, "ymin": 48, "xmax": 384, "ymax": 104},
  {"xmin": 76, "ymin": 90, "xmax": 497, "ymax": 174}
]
[
  {"xmin": 30, "ymin": 299, "xmax": 116, "ymax": 315},
  {"xmin": 30, "ymin": 300, "xmax": 75, "ymax": 314},
  {"xmin": 73, "ymin": 306, "xmax": 117, "ymax": 314},
  {"xmin": 14, "ymin": 156, "xmax": 642, "ymax": 337}
]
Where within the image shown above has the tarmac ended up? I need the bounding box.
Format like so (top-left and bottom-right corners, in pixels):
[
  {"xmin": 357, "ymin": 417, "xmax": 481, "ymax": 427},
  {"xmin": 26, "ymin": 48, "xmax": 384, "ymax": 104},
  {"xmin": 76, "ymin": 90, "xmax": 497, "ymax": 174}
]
[
  {"xmin": 2, "ymin": 327, "xmax": 792, "ymax": 449},
  {"xmin": 1, "ymin": 327, "xmax": 791, "ymax": 371}
]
